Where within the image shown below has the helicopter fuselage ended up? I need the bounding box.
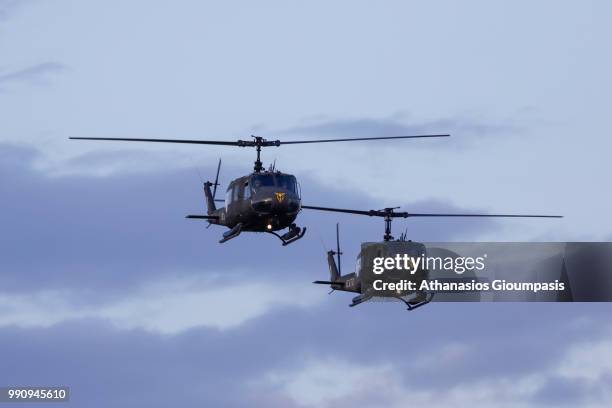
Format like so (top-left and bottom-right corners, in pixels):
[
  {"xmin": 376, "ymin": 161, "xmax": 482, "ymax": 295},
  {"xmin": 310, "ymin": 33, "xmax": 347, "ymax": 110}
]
[
  {"xmin": 317, "ymin": 239, "xmax": 432, "ymax": 309},
  {"xmin": 209, "ymin": 171, "xmax": 302, "ymax": 232}
]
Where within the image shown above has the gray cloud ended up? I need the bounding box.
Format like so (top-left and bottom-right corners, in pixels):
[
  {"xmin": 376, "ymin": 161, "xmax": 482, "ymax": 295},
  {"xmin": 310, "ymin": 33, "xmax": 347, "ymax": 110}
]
[
  {"xmin": 0, "ymin": 1, "xmax": 609, "ymax": 405},
  {"xmin": 1, "ymin": 143, "xmax": 608, "ymax": 407},
  {"xmin": 0, "ymin": 0, "xmax": 30, "ymax": 21},
  {"xmin": 275, "ymin": 115, "xmax": 522, "ymax": 149},
  {"xmin": 0, "ymin": 62, "xmax": 65, "ymax": 88},
  {"xmin": 0, "ymin": 302, "xmax": 610, "ymax": 407},
  {"xmin": 0, "ymin": 143, "xmax": 498, "ymax": 299},
  {"xmin": 531, "ymin": 375, "xmax": 609, "ymax": 406}
]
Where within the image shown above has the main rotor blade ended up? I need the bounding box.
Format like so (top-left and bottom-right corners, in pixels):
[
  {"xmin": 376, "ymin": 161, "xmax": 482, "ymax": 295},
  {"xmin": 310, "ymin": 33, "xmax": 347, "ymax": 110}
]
[
  {"xmin": 70, "ymin": 137, "xmax": 241, "ymax": 146},
  {"xmin": 70, "ymin": 134, "xmax": 449, "ymax": 147},
  {"xmin": 301, "ymin": 205, "xmax": 374, "ymax": 216},
  {"xmin": 302, "ymin": 205, "xmax": 562, "ymax": 219},
  {"xmin": 280, "ymin": 134, "xmax": 449, "ymax": 145},
  {"xmin": 404, "ymin": 213, "xmax": 563, "ymax": 218}
]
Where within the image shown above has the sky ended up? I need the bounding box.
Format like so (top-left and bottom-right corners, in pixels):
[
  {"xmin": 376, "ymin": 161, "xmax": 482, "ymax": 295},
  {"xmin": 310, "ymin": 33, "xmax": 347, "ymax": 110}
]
[{"xmin": 1, "ymin": 1, "xmax": 611, "ymax": 407}]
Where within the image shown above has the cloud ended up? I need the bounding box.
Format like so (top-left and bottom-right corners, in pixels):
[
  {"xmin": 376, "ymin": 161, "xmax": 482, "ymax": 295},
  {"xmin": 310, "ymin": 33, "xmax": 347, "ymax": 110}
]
[
  {"xmin": 1, "ymin": 142, "xmax": 606, "ymax": 407},
  {"xmin": 0, "ymin": 62, "xmax": 65, "ymax": 89},
  {"xmin": 0, "ymin": 304, "xmax": 611, "ymax": 407},
  {"xmin": 0, "ymin": 1, "xmax": 609, "ymax": 405},
  {"xmin": 0, "ymin": 142, "xmax": 506, "ymax": 343},
  {"xmin": 0, "ymin": 275, "xmax": 324, "ymax": 333},
  {"xmin": 258, "ymin": 358, "xmax": 396, "ymax": 406},
  {"xmin": 0, "ymin": 0, "xmax": 30, "ymax": 21},
  {"xmin": 256, "ymin": 327, "xmax": 612, "ymax": 408},
  {"xmin": 277, "ymin": 114, "xmax": 522, "ymax": 149},
  {"xmin": 0, "ymin": 142, "xmax": 498, "ymax": 299}
]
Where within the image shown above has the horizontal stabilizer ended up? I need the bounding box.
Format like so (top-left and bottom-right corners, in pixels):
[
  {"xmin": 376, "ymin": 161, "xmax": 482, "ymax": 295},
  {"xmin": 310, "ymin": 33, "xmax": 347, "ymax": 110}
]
[
  {"xmin": 186, "ymin": 215, "xmax": 219, "ymax": 220},
  {"xmin": 313, "ymin": 280, "xmax": 344, "ymax": 286}
]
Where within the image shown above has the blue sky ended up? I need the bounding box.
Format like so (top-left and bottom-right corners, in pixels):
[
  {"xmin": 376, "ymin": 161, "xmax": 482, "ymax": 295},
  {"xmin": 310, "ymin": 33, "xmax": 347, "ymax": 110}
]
[{"xmin": 1, "ymin": 1, "xmax": 611, "ymax": 406}]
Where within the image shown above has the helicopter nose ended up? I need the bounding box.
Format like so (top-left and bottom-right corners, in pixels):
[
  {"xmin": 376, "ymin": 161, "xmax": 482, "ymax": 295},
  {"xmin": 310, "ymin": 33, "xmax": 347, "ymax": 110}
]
[
  {"xmin": 252, "ymin": 191, "xmax": 299, "ymax": 214},
  {"xmin": 286, "ymin": 198, "xmax": 300, "ymax": 213},
  {"xmin": 272, "ymin": 191, "xmax": 300, "ymax": 213},
  {"xmin": 252, "ymin": 197, "xmax": 273, "ymax": 213}
]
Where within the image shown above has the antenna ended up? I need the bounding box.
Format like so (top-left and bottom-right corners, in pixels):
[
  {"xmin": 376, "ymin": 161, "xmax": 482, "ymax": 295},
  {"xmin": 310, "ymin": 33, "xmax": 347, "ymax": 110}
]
[{"xmin": 268, "ymin": 158, "xmax": 277, "ymax": 172}]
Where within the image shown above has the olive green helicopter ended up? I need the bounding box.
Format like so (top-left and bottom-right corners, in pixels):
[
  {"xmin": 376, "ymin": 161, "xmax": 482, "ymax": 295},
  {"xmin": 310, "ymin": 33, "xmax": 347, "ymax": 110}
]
[
  {"xmin": 305, "ymin": 206, "xmax": 562, "ymax": 309},
  {"xmin": 70, "ymin": 134, "xmax": 448, "ymax": 245}
]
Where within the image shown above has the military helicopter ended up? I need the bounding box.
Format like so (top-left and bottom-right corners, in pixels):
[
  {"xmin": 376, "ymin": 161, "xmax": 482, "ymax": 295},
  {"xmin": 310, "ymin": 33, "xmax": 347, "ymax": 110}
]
[
  {"xmin": 307, "ymin": 206, "xmax": 562, "ymax": 309},
  {"xmin": 69, "ymin": 134, "xmax": 448, "ymax": 245}
]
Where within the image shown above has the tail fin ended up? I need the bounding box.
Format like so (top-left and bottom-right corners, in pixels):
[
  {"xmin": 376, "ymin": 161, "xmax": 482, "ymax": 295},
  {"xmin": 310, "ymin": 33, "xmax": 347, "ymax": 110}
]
[
  {"xmin": 336, "ymin": 223, "xmax": 342, "ymax": 275},
  {"xmin": 204, "ymin": 159, "xmax": 222, "ymax": 214},
  {"xmin": 204, "ymin": 182, "xmax": 216, "ymax": 214},
  {"xmin": 327, "ymin": 250, "xmax": 340, "ymax": 281},
  {"xmin": 212, "ymin": 158, "xmax": 221, "ymax": 199},
  {"xmin": 326, "ymin": 223, "xmax": 342, "ymax": 281}
]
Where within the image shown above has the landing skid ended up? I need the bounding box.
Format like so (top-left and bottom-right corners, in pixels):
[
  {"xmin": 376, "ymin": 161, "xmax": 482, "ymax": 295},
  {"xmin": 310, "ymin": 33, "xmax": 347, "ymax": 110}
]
[
  {"xmin": 348, "ymin": 292, "xmax": 434, "ymax": 310},
  {"xmin": 267, "ymin": 224, "xmax": 306, "ymax": 246},
  {"xmin": 349, "ymin": 293, "xmax": 372, "ymax": 307},
  {"xmin": 219, "ymin": 223, "xmax": 243, "ymax": 243},
  {"xmin": 397, "ymin": 292, "xmax": 435, "ymax": 311}
]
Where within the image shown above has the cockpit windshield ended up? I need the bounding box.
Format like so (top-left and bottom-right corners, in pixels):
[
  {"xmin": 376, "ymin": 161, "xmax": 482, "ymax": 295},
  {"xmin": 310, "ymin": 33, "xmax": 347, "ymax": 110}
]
[
  {"xmin": 276, "ymin": 175, "xmax": 297, "ymax": 192},
  {"xmin": 251, "ymin": 174, "xmax": 275, "ymax": 190},
  {"xmin": 250, "ymin": 174, "xmax": 297, "ymax": 192}
]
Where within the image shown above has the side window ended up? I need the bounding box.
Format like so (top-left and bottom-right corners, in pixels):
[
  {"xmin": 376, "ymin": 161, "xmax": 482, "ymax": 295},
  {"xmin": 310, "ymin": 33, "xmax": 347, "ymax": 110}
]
[
  {"xmin": 244, "ymin": 182, "xmax": 251, "ymax": 199},
  {"xmin": 225, "ymin": 186, "xmax": 233, "ymax": 206},
  {"xmin": 233, "ymin": 185, "xmax": 241, "ymax": 202}
]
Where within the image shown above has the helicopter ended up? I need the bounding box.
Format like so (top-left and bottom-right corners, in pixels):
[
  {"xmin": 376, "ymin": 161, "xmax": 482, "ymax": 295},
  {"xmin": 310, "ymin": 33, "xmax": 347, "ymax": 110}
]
[
  {"xmin": 307, "ymin": 206, "xmax": 562, "ymax": 309},
  {"xmin": 69, "ymin": 134, "xmax": 448, "ymax": 245}
]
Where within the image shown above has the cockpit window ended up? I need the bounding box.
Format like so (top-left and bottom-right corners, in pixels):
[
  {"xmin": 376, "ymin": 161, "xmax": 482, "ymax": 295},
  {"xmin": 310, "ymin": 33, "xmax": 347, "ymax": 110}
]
[
  {"xmin": 276, "ymin": 175, "xmax": 297, "ymax": 192},
  {"xmin": 225, "ymin": 186, "xmax": 233, "ymax": 205},
  {"xmin": 251, "ymin": 174, "xmax": 275, "ymax": 189},
  {"xmin": 244, "ymin": 182, "xmax": 251, "ymax": 199},
  {"xmin": 250, "ymin": 174, "xmax": 297, "ymax": 192}
]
